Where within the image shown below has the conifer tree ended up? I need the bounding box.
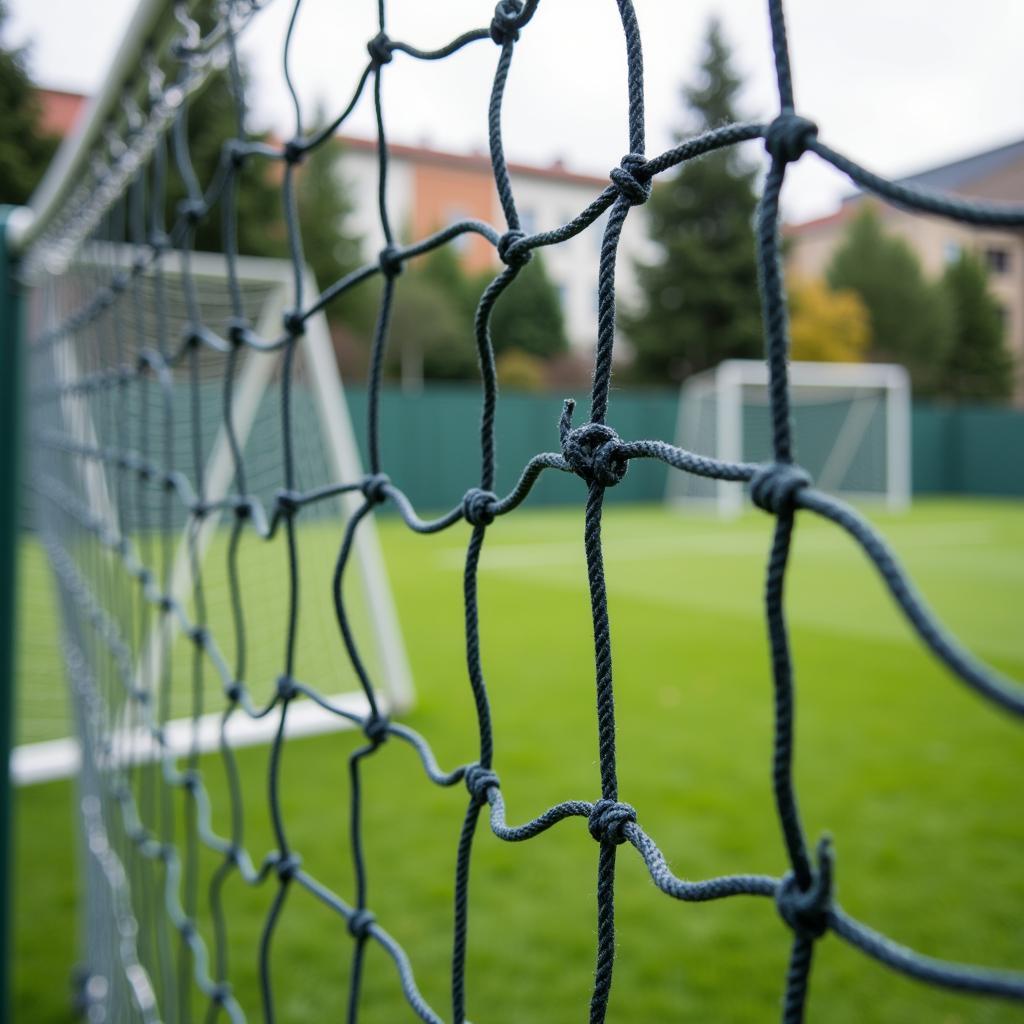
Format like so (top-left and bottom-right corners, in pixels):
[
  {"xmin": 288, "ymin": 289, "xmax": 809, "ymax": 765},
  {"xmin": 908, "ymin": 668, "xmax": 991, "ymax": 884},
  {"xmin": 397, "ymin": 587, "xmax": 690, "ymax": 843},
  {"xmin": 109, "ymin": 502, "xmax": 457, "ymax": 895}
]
[
  {"xmin": 0, "ymin": 2, "xmax": 59, "ymax": 206},
  {"xmin": 487, "ymin": 251, "xmax": 568, "ymax": 360},
  {"xmin": 827, "ymin": 206, "xmax": 951, "ymax": 395},
  {"xmin": 939, "ymin": 250, "xmax": 1013, "ymax": 401},
  {"xmin": 623, "ymin": 19, "xmax": 762, "ymax": 384}
]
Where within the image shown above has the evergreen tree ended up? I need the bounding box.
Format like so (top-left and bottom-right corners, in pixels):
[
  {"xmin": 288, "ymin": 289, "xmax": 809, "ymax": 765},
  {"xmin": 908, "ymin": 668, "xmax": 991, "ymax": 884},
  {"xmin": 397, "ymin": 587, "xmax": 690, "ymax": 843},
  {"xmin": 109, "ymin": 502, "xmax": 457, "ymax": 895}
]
[
  {"xmin": 0, "ymin": 2, "xmax": 59, "ymax": 205},
  {"xmin": 167, "ymin": 68, "xmax": 284, "ymax": 258},
  {"xmin": 385, "ymin": 244, "xmax": 569, "ymax": 384},
  {"xmin": 939, "ymin": 250, "xmax": 1013, "ymax": 401},
  {"xmin": 826, "ymin": 206, "xmax": 951, "ymax": 395},
  {"xmin": 387, "ymin": 272, "xmax": 479, "ymax": 384},
  {"xmin": 420, "ymin": 242, "xmax": 480, "ymax": 328},
  {"xmin": 486, "ymin": 251, "xmax": 568, "ymax": 359},
  {"xmin": 623, "ymin": 18, "xmax": 762, "ymax": 384}
]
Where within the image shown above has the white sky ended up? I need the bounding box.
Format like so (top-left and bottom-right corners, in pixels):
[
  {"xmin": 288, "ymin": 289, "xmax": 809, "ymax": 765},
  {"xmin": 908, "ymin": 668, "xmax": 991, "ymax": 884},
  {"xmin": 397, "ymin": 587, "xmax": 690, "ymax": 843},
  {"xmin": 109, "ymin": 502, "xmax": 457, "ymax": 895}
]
[{"xmin": 6, "ymin": 0, "xmax": 1024, "ymax": 222}]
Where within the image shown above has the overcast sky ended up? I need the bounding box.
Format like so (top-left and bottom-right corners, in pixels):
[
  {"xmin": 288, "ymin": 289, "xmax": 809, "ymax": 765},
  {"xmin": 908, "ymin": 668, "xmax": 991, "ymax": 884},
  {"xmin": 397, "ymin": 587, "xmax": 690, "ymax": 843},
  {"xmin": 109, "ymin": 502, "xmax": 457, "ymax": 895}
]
[{"xmin": 6, "ymin": 0, "xmax": 1024, "ymax": 222}]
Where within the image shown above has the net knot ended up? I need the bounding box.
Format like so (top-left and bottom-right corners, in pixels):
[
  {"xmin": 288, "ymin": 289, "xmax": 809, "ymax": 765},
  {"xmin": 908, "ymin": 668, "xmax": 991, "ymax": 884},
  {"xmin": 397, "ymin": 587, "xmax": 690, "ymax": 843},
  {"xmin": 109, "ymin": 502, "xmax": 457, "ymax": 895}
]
[
  {"xmin": 283, "ymin": 310, "xmax": 305, "ymax": 336},
  {"xmin": 348, "ymin": 908, "xmax": 376, "ymax": 940},
  {"xmin": 464, "ymin": 763, "xmax": 500, "ymax": 803},
  {"xmin": 490, "ymin": 0, "xmax": 523, "ymax": 44},
  {"xmin": 361, "ymin": 473, "xmax": 391, "ymax": 505},
  {"xmin": 276, "ymin": 674, "xmax": 297, "ymax": 701},
  {"xmin": 750, "ymin": 462, "xmax": 811, "ymax": 514},
  {"xmin": 227, "ymin": 139, "xmax": 248, "ymax": 168},
  {"xmin": 275, "ymin": 852, "xmax": 301, "ymax": 881},
  {"xmin": 275, "ymin": 489, "xmax": 301, "ymax": 517},
  {"xmin": 462, "ymin": 488, "xmax": 498, "ymax": 527},
  {"xmin": 776, "ymin": 837, "xmax": 833, "ymax": 939},
  {"xmin": 765, "ymin": 113, "xmax": 818, "ymax": 165},
  {"xmin": 210, "ymin": 982, "xmax": 231, "ymax": 1006},
  {"xmin": 363, "ymin": 713, "xmax": 390, "ymax": 746},
  {"xmin": 179, "ymin": 198, "xmax": 205, "ymax": 224},
  {"xmin": 226, "ymin": 316, "xmax": 249, "ymax": 346},
  {"xmin": 366, "ymin": 31, "xmax": 394, "ymax": 66},
  {"xmin": 283, "ymin": 138, "xmax": 305, "ymax": 165},
  {"xmin": 588, "ymin": 798, "xmax": 637, "ymax": 845},
  {"xmin": 497, "ymin": 229, "xmax": 532, "ymax": 268},
  {"xmin": 559, "ymin": 399, "xmax": 628, "ymax": 487},
  {"xmin": 609, "ymin": 154, "xmax": 651, "ymax": 206},
  {"xmin": 378, "ymin": 244, "xmax": 404, "ymax": 278}
]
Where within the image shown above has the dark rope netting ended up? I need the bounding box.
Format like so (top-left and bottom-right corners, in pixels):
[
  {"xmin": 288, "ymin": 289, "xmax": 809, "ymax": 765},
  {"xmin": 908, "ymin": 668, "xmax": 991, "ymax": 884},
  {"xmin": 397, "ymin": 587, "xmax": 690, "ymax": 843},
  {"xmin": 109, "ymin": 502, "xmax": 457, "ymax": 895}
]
[{"xmin": 20, "ymin": 0, "xmax": 1024, "ymax": 1021}]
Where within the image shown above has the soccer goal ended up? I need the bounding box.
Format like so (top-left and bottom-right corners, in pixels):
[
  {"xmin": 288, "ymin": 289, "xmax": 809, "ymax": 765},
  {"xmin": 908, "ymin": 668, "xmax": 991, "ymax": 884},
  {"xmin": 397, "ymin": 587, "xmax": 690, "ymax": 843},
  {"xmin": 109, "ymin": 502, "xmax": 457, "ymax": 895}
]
[
  {"xmin": 14, "ymin": 247, "xmax": 413, "ymax": 786},
  {"xmin": 668, "ymin": 359, "xmax": 912, "ymax": 517}
]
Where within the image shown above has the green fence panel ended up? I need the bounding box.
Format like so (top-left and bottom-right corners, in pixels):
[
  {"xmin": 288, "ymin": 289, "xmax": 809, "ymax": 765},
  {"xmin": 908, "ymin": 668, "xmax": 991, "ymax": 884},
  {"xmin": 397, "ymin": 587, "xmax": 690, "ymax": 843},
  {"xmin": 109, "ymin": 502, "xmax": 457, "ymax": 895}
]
[
  {"xmin": 343, "ymin": 388, "xmax": 1024, "ymax": 506},
  {"xmin": 345, "ymin": 385, "xmax": 679, "ymax": 512},
  {"xmin": 957, "ymin": 406, "xmax": 1024, "ymax": 496},
  {"xmin": 913, "ymin": 403, "xmax": 1024, "ymax": 497},
  {"xmin": 911, "ymin": 405, "xmax": 956, "ymax": 494}
]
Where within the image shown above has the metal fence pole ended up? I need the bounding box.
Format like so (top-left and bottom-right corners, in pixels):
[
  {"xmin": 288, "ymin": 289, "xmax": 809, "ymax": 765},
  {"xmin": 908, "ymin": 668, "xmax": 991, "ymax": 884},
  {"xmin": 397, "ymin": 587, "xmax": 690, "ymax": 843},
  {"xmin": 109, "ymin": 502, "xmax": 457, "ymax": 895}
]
[{"xmin": 0, "ymin": 205, "xmax": 25, "ymax": 1021}]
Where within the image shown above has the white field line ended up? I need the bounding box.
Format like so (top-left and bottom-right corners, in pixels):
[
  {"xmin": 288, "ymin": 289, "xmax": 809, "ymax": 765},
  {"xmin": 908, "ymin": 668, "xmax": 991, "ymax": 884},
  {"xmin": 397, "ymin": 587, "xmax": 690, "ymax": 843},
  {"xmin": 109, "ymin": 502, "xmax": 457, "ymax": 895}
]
[
  {"xmin": 435, "ymin": 521, "xmax": 997, "ymax": 572},
  {"xmin": 11, "ymin": 690, "xmax": 376, "ymax": 787}
]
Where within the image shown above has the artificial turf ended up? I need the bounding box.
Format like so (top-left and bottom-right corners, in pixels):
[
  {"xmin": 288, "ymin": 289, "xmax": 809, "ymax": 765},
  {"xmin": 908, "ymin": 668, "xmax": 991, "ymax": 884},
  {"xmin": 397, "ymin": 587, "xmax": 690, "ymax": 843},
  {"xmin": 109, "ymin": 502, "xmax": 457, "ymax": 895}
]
[{"xmin": 12, "ymin": 498, "xmax": 1024, "ymax": 1022}]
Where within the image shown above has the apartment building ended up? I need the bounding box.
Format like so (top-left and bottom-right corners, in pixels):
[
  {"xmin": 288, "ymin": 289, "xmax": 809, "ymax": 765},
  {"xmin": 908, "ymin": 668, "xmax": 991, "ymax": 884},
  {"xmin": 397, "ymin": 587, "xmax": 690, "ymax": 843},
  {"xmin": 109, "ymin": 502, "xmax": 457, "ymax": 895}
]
[
  {"xmin": 788, "ymin": 138, "xmax": 1024, "ymax": 399},
  {"xmin": 336, "ymin": 135, "xmax": 650, "ymax": 352}
]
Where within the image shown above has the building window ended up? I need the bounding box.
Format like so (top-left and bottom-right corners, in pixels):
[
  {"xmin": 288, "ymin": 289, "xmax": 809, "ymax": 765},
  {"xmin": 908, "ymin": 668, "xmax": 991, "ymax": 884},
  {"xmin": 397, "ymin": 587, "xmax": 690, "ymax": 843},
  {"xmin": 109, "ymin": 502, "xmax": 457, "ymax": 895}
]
[
  {"xmin": 519, "ymin": 208, "xmax": 537, "ymax": 235},
  {"xmin": 943, "ymin": 241, "xmax": 961, "ymax": 264},
  {"xmin": 555, "ymin": 284, "xmax": 567, "ymax": 311},
  {"xmin": 985, "ymin": 247, "xmax": 1010, "ymax": 274}
]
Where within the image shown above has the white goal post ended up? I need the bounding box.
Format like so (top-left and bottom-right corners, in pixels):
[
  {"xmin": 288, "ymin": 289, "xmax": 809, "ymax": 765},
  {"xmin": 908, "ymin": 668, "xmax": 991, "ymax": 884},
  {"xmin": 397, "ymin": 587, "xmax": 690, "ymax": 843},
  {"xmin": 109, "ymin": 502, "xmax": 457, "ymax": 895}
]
[{"xmin": 668, "ymin": 359, "xmax": 911, "ymax": 518}]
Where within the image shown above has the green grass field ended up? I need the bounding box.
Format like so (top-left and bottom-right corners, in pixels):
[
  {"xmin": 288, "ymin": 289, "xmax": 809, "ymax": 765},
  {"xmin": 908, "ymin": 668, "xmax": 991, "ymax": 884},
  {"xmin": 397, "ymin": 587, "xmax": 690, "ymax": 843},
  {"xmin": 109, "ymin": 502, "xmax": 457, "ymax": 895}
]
[{"xmin": 12, "ymin": 499, "xmax": 1024, "ymax": 1023}]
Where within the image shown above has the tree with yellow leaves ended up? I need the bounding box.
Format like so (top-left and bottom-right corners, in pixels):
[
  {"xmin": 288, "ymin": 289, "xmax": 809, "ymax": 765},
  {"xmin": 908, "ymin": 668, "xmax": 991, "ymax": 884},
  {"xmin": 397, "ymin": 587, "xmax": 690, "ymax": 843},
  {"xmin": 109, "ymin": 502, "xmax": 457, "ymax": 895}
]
[{"xmin": 787, "ymin": 277, "xmax": 871, "ymax": 362}]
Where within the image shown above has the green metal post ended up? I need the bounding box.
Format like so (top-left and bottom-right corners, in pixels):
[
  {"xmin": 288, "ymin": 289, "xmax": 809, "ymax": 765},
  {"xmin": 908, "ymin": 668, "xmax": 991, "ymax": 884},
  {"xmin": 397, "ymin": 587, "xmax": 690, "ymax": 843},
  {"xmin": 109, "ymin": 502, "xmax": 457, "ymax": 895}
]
[{"xmin": 0, "ymin": 205, "xmax": 25, "ymax": 1023}]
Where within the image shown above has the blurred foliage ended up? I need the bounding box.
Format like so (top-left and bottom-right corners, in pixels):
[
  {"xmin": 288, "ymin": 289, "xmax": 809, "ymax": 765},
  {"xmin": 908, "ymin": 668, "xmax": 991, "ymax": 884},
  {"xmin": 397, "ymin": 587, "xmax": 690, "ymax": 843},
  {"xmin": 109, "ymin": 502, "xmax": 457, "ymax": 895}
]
[
  {"xmin": 938, "ymin": 249, "xmax": 1013, "ymax": 402},
  {"xmin": 496, "ymin": 347, "xmax": 548, "ymax": 391},
  {"xmin": 486, "ymin": 251, "xmax": 568, "ymax": 361},
  {"xmin": 0, "ymin": 0, "xmax": 59, "ymax": 206},
  {"xmin": 387, "ymin": 268, "xmax": 479, "ymax": 383},
  {"xmin": 386, "ymin": 244, "xmax": 567, "ymax": 384},
  {"xmin": 788, "ymin": 277, "xmax": 870, "ymax": 363},
  {"xmin": 827, "ymin": 206, "xmax": 952, "ymax": 396}
]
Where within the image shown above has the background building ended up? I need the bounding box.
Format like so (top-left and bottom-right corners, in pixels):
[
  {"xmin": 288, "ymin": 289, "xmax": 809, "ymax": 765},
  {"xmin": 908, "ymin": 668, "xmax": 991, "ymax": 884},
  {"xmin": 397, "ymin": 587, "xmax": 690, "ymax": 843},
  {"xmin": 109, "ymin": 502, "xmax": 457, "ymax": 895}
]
[
  {"xmin": 336, "ymin": 135, "xmax": 650, "ymax": 353},
  {"xmin": 34, "ymin": 89, "xmax": 649, "ymax": 356},
  {"xmin": 788, "ymin": 138, "xmax": 1024, "ymax": 399}
]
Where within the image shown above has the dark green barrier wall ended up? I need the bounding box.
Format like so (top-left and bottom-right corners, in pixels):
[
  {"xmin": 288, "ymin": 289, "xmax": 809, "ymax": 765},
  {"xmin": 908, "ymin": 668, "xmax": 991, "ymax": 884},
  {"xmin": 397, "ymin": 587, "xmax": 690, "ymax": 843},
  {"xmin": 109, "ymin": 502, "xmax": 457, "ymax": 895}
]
[
  {"xmin": 912, "ymin": 404, "xmax": 1024, "ymax": 496},
  {"xmin": 344, "ymin": 386, "xmax": 1024, "ymax": 506},
  {"xmin": 345, "ymin": 386, "xmax": 679, "ymax": 511}
]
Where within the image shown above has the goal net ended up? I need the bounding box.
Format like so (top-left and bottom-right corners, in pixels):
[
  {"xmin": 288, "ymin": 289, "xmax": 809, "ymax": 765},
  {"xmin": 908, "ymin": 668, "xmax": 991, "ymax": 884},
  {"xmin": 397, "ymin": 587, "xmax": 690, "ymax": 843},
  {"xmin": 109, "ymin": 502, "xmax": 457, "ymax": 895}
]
[
  {"xmin": 669, "ymin": 360, "xmax": 911, "ymax": 517},
  {"xmin": 20, "ymin": 247, "xmax": 412, "ymax": 785}
]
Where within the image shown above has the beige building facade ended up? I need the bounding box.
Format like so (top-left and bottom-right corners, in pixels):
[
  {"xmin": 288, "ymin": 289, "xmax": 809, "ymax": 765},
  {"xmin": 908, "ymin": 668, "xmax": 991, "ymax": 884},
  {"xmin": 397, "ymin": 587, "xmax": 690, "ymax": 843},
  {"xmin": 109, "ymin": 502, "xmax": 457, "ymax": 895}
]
[{"xmin": 787, "ymin": 138, "xmax": 1024, "ymax": 401}]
